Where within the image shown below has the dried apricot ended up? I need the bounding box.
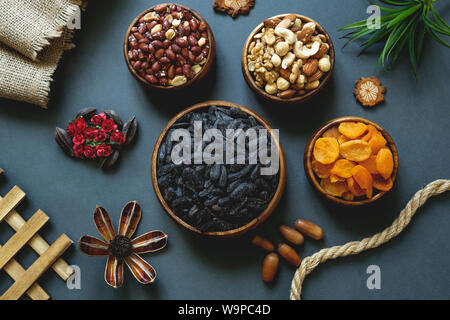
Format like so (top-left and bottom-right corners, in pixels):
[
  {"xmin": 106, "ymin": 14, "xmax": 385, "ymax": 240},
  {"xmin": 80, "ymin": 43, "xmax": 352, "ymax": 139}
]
[
  {"xmin": 338, "ymin": 122, "xmax": 368, "ymax": 139},
  {"xmin": 373, "ymin": 175, "xmax": 393, "ymax": 191},
  {"xmin": 358, "ymin": 156, "xmax": 378, "ymax": 174},
  {"xmin": 323, "ymin": 126, "xmax": 340, "ymax": 139},
  {"xmin": 339, "ymin": 140, "xmax": 372, "ymax": 162},
  {"xmin": 347, "ymin": 177, "xmax": 365, "ymax": 197},
  {"xmin": 368, "ymin": 132, "xmax": 387, "ymax": 155},
  {"xmin": 313, "ymin": 137, "xmax": 339, "ymax": 165},
  {"xmin": 320, "ymin": 177, "xmax": 348, "ymax": 197},
  {"xmin": 330, "ymin": 174, "xmax": 345, "ymax": 183},
  {"xmin": 331, "ymin": 159, "xmax": 356, "ymax": 178},
  {"xmin": 342, "ymin": 192, "xmax": 355, "ymax": 201},
  {"xmin": 337, "ymin": 135, "xmax": 350, "ymax": 145},
  {"xmin": 312, "ymin": 159, "xmax": 333, "ymax": 179},
  {"xmin": 351, "ymin": 165, "xmax": 373, "ymax": 190},
  {"xmin": 376, "ymin": 148, "xmax": 394, "ymax": 179},
  {"xmin": 361, "ymin": 125, "xmax": 378, "ymax": 142}
]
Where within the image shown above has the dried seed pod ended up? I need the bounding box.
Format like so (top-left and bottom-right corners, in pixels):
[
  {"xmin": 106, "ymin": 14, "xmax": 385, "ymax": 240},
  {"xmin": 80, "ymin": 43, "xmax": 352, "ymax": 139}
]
[
  {"xmin": 295, "ymin": 219, "xmax": 323, "ymax": 240},
  {"xmin": 54, "ymin": 127, "xmax": 74, "ymax": 157},
  {"xmin": 277, "ymin": 243, "xmax": 301, "ymax": 267},
  {"xmin": 279, "ymin": 225, "xmax": 304, "ymax": 245},
  {"xmin": 252, "ymin": 235, "xmax": 275, "ymax": 251},
  {"xmin": 100, "ymin": 150, "xmax": 120, "ymax": 169},
  {"xmin": 75, "ymin": 107, "xmax": 97, "ymax": 120},
  {"xmin": 262, "ymin": 253, "xmax": 279, "ymax": 283},
  {"xmin": 123, "ymin": 115, "xmax": 138, "ymax": 145},
  {"xmin": 104, "ymin": 110, "xmax": 123, "ymax": 129}
]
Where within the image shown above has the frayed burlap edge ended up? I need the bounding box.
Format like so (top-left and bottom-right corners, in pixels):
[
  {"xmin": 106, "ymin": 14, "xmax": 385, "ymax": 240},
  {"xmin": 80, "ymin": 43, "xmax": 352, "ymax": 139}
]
[{"xmin": 30, "ymin": 0, "xmax": 84, "ymax": 61}]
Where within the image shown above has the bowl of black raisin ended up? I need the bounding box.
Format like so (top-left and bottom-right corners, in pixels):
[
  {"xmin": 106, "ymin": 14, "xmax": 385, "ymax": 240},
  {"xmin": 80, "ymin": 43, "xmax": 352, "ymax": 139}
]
[{"xmin": 151, "ymin": 101, "xmax": 286, "ymax": 237}]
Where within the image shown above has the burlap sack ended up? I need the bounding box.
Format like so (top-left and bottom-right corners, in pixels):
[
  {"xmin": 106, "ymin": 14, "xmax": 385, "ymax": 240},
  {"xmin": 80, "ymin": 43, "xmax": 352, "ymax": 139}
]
[{"xmin": 0, "ymin": 0, "xmax": 82, "ymax": 108}]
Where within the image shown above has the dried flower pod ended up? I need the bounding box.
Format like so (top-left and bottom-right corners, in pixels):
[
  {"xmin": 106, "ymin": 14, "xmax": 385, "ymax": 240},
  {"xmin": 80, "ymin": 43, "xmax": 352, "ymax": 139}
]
[
  {"xmin": 123, "ymin": 115, "xmax": 138, "ymax": 145},
  {"xmin": 100, "ymin": 150, "xmax": 120, "ymax": 169},
  {"xmin": 54, "ymin": 127, "xmax": 74, "ymax": 157},
  {"xmin": 104, "ymin": 110, "xmax": 123, "ymax": 130},
  {"xmin": 75, "ymin": 107, "xmax": 97, "ymax": 120}
]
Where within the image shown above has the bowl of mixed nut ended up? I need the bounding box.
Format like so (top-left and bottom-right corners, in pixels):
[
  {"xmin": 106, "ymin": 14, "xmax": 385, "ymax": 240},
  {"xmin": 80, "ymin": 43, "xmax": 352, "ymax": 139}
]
[
  {"xmin": 242, "ymin": 14, "xmax": 335, "ymax": 103},
  {"xmin": 124, "ymin": 3, "xmax": 215, "ymax": 90}
]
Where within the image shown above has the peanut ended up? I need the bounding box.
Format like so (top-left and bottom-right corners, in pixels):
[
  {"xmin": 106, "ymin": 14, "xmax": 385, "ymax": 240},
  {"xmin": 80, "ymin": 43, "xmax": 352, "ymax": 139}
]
[
  {"xmin": 262, "ymin": 253, "xmax": 279, "ymax": 283},
  {"xmin": 278, "ymin": 243, "xmax": 302, "ymax": 267},
  {"xmin": 279, "ymin": 225, "xmax": 304, "ymax": 245},
  {"xmin": 295, "ymin": 219, "xmax": 323, "ymax": 240}
]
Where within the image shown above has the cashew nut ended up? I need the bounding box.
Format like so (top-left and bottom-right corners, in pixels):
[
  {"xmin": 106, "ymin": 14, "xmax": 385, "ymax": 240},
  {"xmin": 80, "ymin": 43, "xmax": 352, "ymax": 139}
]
[
  {"xmin": 281, "ymin": 52, "xmax": 295, "ymax": 69},
  {"xmin": 275, "ymin": 27, "xmax": 296, "ymax": 45},
  {"xmin": 294, "ymin": 41, "xmax": 321, "ymax": 59},
  {"xmin": 294, "ymin": 18, "xmax": 302, "ymax": 28},
  {"xmin": 303, "ymin": 22, "xmax": 316, "ymax": 32}
]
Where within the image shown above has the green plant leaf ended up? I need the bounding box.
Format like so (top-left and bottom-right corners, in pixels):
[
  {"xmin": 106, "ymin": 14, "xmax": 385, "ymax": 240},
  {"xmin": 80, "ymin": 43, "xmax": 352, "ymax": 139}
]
[
  {"xmin": 416, "ymin": 22, "xmax": 426, "ymax": 61},
  {"xmin": 386, "ymin": 3, "xmax": 422, "ymax": 28},
  {"xmin": 377, "ymin": 0, "xmax": 415, "ymax": 6},
  {"xmin": 430, "ymin": 5, "xmax": 450, "ymax": 30},
  {"xmin": 423, "ymin": 14, "xmax": 450, "ymax": 36},
  {"xmin": 426, "ymin": 26, "xmax": 450, "ymax": 47},
  {"xmin": 407, "ymin": 19, "xmax": 420, "ymax": 76}
]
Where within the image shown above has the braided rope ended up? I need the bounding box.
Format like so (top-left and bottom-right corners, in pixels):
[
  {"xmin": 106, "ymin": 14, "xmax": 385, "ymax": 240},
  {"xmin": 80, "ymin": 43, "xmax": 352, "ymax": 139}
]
[{"xmin": 290, "ymin": 179, "xmax": 450, "ymax": 300}]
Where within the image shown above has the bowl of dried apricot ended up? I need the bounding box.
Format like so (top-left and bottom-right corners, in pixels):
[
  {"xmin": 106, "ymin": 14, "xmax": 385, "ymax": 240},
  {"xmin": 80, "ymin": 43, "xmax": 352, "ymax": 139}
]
[{"xmin": 304, "ymin": 117, "xmax": 398, "ymax": 206}]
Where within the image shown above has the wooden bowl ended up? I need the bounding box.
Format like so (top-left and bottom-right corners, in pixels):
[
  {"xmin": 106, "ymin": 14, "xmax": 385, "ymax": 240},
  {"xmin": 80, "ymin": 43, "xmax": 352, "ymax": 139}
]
[
  {"xmin": 304, "ymin": 117, "xmax": 399, "ymax": 206},
  {"xmin": 124, "ymin": 3, "xmax": 216, "ymax": 91},
  {"xmin": 242, "ymin": 14, "xmax": 335, "ymax": 104},
  {"xmin": 151, "ymin": 101, "xmax": 286, "ymax": 237}
]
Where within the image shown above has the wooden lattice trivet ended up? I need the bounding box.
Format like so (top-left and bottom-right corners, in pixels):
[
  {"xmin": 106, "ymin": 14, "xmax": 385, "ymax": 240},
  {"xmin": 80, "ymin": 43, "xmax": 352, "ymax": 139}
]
[{"xmin": 0, "ymin": 182, "xmax": 74, "ymax": 300}]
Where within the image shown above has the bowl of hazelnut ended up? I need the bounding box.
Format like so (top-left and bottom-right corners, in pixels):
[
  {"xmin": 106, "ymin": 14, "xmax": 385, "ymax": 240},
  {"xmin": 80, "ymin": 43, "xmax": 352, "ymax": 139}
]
[
  {"xmin": 242, "ymin": 14, "xmax": 335, "ymax": 104},
  {"xmin": 124, "ymin": 3, "xmax": 215, "ymax": 90}
]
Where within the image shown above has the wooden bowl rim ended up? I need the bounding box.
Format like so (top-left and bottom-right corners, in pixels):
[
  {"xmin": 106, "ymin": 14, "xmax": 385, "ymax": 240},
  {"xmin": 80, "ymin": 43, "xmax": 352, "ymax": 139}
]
[
  {"xmin": 241, "ymin": 13, "xmax": 335, "ymax": 104},
  {"xmin": 304, "ymin": 116, "xmax": 399, "ymax": 206},
  {"xmin": 123, "ymin": 3, "xmax": 216, "ymax": 91},
  {"xmin": 151, "ymin": 100, "xmax": 287, "ymax": 237}
]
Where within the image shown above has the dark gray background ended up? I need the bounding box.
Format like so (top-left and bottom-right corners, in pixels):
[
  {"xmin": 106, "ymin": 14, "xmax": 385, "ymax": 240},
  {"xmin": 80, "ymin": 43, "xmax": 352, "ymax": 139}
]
[{"xmin": 0, "ymin": 0, "xmax": 449, "ymax": 300}]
